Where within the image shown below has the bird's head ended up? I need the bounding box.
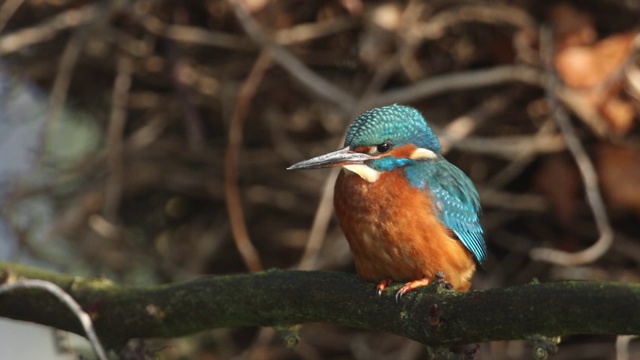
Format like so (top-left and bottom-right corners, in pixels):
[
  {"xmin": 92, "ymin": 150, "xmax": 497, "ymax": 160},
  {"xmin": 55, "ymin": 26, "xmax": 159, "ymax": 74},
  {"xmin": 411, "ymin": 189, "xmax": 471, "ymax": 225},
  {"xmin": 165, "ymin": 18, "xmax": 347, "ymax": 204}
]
[{"xmin": 287, "ymin": 105, "xmax": 442, "ymax": 182}]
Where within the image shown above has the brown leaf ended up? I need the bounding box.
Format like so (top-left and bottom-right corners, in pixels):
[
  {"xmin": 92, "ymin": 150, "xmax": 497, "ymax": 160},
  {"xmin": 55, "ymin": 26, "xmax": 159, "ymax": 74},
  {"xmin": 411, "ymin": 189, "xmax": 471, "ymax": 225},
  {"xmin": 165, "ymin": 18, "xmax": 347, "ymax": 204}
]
[
  {"xmin": 533, "ymin": 155, "xmax": 581, "ymax": 227},
  {"xmin": 597, "ymin": 144, "xmax": 640, "ymax": 217},
  {"xmin": 555, "ymin": 32, "xmax": 635, "ymax": 88},
  {"xmin": 549, "ymin": 3, "xmax": 637, "ymax": 134},
  {"xmin": 599, "ymin": 96, "xmax": 636, "ymax": 133}
]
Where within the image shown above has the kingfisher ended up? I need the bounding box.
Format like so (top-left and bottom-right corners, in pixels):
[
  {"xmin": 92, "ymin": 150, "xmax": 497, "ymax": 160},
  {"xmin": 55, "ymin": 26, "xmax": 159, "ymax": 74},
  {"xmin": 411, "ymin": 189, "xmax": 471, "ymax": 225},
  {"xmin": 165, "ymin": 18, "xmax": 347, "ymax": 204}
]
[{"xmin": 288, "ymin": 105, "xmax": 486, "ymax": 299}]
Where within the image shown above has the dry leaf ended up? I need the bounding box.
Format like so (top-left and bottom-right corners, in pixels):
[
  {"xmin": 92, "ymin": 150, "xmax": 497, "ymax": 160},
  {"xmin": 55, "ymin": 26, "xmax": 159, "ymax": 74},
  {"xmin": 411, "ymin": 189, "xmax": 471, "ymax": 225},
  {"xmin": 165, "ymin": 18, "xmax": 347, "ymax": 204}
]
[
  {"xmin": 555, "ymin": 32, "xmax": 635, "ymax": 88},
  {"xmin": 597, "ymin": 144, "xmax": 640, "ymax": 217},
  {"xmin": 533, "ymin": 155, "xmax": 581, "ymax": 227},
  {"xmin": 550, "ymin": 3, "xmax": 637, "ymax": 134}
]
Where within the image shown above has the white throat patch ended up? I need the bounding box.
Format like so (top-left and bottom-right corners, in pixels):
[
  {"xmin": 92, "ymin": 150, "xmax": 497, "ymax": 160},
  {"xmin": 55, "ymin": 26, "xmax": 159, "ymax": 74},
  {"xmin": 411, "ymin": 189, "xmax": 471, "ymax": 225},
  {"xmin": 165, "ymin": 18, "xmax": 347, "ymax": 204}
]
[
  {"xmin": 343, "ymin": 164, "xmax": 381, "ymax": 183},
  {"xmin": 410, "ymin": 147, "xmax": 437, "ymax": 160}
]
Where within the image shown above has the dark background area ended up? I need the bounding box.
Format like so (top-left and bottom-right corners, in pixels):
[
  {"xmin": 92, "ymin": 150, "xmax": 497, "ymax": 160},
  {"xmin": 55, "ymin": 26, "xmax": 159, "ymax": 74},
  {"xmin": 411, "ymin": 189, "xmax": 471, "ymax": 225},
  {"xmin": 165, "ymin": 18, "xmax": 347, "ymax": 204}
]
[{"xmin": 1, "ymin": 0, "xmax": 640, "ymax": 358}]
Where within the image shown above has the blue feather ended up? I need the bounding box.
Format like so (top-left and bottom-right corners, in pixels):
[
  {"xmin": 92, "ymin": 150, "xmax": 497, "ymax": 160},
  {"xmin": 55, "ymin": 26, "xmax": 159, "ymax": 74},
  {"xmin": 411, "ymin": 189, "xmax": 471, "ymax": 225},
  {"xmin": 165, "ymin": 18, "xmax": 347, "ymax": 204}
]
[
  {"xmin": 405, "ymin": 160, "xmax": 487, "ymax": 262},
  {"xmin": 345, "ymin": 104, "xmax": 441, "ymax": 153}
]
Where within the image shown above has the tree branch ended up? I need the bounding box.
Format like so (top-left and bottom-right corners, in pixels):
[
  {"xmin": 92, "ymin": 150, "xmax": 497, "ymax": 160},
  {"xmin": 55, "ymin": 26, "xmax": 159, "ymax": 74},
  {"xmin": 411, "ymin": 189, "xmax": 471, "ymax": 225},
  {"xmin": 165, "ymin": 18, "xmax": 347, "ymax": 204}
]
[{"xmin": 1, "ymin": 261, "xmax": 639, "ymax": 350}]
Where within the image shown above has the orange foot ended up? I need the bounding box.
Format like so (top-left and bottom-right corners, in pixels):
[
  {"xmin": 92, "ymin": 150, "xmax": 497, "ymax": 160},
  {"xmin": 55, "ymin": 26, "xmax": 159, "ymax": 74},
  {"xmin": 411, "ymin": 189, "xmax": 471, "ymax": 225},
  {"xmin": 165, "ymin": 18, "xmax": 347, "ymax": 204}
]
[
  {"xmin": 395, "ymin": 272, "xmax": 452, "ymax": 302},
  {"xmin": 376, "ymin": 279, "xmax": 393, "ymax": 297},
  {"xmin": 395, "ymin": 278, "xmax": 431, "ymax": 302}
]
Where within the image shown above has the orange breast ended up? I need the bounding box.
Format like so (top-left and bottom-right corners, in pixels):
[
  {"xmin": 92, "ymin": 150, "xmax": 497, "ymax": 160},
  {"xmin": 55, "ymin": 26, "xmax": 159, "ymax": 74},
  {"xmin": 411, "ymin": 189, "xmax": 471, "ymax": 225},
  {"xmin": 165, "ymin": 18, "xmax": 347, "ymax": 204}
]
[{"xmin": 333, "ymin": 168, "xmax": 476, "ymax": 291}]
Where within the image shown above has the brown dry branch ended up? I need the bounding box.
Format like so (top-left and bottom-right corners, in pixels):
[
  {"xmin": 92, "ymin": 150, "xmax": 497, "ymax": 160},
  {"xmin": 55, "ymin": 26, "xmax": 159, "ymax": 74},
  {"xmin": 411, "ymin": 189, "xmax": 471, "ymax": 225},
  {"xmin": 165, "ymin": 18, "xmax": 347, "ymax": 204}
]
[
  {"xmin": 0, "ymin": 0, "xmax": 25, "ymax": 34},
  {"xmin": 104, "ymin": 55, "xmax": 134, "ymax": 222},
  {"xmin": 37, "ymin": 30, "xmax": 86, "ymax": 162},
  {"xmin": 1, "ymin": 261, "xmax": 639, "ymax": 353},
  {"xmin": 3, "ymin": 1, "xmax": 640, "ymax": 358},
  {"xmin": 229, "ymin": 0, "xmax": 356, "ymax": 109},
  {"xmin": 439, "ymin": 93, "xmax": 512, "ymax": 153},
  {"xmin": 0, "ymin": 3, "xmax": 98, "ymax": 56},
  {"xmin": 413, "ymin": 4, "xmax": 535, "ymax": 40},
  {"xmin": 368, "ymin": 65, "xmax": 545, "ymax": 108},
  {"xmin": 617, "ymin": 335, "xmax": 640, "ymax": 360},
  {"xmin": 486, "ymin": 118, "xmax": 560, "ymax": 189},
  {"xmin": 296, "ymin": 168, "xmax": 340, "ymax": 271},
  {"xmin": 132, "ymin": 5, "xmax": 356, "ymax": 51},
  {"xmin": 530, "ymin": 27, "xmax": 614, "ymax": 266},
  {"xmin": 225, "ymin": 50, "xmax": 272, "ymax": 273},
  {"xmin": 170, "ymin": 49, "xmax": 206, "ymax": 150}
]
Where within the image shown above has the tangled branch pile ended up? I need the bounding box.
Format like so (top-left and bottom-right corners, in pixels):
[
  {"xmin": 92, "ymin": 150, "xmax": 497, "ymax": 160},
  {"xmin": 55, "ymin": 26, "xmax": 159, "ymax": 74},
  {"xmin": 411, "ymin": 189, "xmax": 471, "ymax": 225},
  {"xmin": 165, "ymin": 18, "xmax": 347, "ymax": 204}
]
[{"xmin": 1, "ymin": 0, "xmax": 640, "ymax": 358}]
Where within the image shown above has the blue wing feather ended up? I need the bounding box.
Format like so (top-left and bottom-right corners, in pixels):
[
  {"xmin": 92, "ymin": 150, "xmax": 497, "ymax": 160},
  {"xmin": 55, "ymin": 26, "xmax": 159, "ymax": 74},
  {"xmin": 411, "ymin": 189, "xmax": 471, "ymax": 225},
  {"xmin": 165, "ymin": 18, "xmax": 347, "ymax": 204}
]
[{"xmin": 405, "ymin": 159, "xmax": 487, "ymax": 263}]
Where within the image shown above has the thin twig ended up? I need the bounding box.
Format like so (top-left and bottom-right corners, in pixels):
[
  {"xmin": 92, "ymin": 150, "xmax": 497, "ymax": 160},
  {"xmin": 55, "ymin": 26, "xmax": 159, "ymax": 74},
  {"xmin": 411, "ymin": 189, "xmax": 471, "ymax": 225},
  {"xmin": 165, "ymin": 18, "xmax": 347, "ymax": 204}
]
[
  {"xmin": 0, "ymin": 0, "xmax": 24, "ymax": 34},
  {"xmin": 224, "ymin": 50, "xmax": 271, "ymax": 273},
  {"xmin": 529, "ymin": 27, "xmax": 614, "ymax": 266},
  {"xmin": 439, "ymin": 93, "xmax": 512, "ymax": 154},
  {"xmin": 228, "ymin": 0, "xmax": 356, "ymax": 110},
  {"xmin": 0, "ymin": 279, "xmax": 108, "ymax": 360},
  {"xmin": 414, "ymin": 4, "xmax": 535, "ymax": 40},
  {"xmin": 616, "ymin": 335, "xmax": 638, "ymax": 360},
  {"xmin": 274, "ymin": 17, "xmax": 357, "ymax": 45},
  {"xmin": 135, "ymin": 9, "xmax": 356, "ymax": 50},
  {"xmin": 35, "ymin": 30, "xmax": 86, "ymax": 164},
  {"xmin": 297, "ymin": 169, "xmax": 340, "ymax": 270},
  {"xmin": 104, "ymin": 55, "xmax": 134, "ymax": 221},
  {"xmin": 162, "ymin": 23, "xmax": 254, "ymax": 51},
  {"xmin": 169, "ymin": 4, "xmax": 205, "ymax": 151},
  {"xmin": 131, "ymin": 4, "xmax": 255, "ymax": 51},
  {"xmin": 0, "ymin": 4, "xmax": 98, "ymax": 56},
  {"xmin": 453, "ymin": 133, "xmax": 565, "ymax": 158},
  {"xmin": 34, "ymin": 1, "xmax": 124, "ymax": 165},
  {"xmin": 555, "ymin": 86, "xmax": 609, "ymax": 136},
  {"xmin": 487, "ymin": 118, "xmax": 559, "ymax": 188},
  {"xmin": 368, "ymin": 65, "xmax": 545, "ymax": 108},
  {"xmin": 479, "ymin": 189, "xmax": 548, "ymax": 212},
  {"xmin": 356, "ymin": 0, "xmax": 426, "ymax": 107}
]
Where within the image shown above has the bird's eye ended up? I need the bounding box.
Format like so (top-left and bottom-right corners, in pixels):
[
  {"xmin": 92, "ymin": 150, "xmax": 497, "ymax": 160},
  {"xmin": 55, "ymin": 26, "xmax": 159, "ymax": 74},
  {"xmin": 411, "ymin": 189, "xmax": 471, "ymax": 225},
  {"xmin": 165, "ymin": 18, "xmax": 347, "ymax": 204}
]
[{"xmin": 376, "ymin": 142, "xmax": 392, "ymax": 153}]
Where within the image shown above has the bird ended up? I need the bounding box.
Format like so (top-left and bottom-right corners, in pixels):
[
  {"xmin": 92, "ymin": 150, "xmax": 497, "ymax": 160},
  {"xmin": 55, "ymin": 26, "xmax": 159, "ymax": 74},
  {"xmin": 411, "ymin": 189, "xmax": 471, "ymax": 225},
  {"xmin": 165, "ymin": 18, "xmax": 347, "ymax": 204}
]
[{"xmin": 288, "ymin": 104, "xmax": 486, "ymax": 300}]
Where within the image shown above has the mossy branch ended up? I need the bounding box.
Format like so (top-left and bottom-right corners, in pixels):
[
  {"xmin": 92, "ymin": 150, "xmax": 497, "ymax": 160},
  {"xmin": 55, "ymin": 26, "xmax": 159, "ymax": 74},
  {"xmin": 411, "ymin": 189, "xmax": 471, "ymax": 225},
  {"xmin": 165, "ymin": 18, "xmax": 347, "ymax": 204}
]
[{"xmin": 1, "ymin": 261, "xmax": 639, "ymax": 349}]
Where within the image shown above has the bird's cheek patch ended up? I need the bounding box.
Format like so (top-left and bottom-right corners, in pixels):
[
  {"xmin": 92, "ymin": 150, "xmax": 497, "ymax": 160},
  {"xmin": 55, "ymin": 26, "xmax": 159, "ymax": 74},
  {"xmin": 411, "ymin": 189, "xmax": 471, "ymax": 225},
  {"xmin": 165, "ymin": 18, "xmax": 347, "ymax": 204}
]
[
  {"xmin": 410, "ymin": 148, "xmax": 438, "ymax": 160},
  {"xmin": 343, "ymin": 164, "xmax": 382, "ymax": 183}
]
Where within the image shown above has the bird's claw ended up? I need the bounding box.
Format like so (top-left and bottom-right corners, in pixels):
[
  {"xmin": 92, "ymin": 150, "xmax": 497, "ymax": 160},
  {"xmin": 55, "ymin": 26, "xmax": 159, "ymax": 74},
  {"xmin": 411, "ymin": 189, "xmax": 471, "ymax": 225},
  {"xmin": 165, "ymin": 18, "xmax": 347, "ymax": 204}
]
[
  {"xmin": 379, "ymin": 272, "xmax": 452, "ymax": 302},
  {"xmin": 376, "ymin": 279, "xmax": 393, "ymax": 297},
  {"xmin": 394, "ymin": 278, "xmax": 431, "ymax": 303}
]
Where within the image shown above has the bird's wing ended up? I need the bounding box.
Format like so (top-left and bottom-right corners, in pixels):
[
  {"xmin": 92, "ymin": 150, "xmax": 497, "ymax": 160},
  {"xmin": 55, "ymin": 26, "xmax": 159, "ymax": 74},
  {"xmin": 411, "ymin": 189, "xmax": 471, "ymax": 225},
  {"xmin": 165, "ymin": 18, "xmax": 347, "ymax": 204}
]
[{"xmin": 407, "ymin": 160, "xmax": 487, "ymax": 262}]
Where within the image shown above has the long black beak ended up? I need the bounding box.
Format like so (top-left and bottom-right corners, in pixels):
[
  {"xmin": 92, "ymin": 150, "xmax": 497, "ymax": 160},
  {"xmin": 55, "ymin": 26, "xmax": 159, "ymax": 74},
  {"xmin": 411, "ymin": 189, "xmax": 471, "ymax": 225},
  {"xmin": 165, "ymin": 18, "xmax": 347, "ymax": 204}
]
[{"xmin": 287, "ymin": 146, "xmax": 371, "ymax": 170}]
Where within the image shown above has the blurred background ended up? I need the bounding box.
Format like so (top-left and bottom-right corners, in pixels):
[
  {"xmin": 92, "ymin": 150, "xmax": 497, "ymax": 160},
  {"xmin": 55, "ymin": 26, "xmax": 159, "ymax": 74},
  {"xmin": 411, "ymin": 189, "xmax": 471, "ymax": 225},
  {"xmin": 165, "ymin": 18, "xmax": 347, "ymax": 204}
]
[{"xmin": 1, "ymin": 0, "xmax": 639, "ymax": 359}]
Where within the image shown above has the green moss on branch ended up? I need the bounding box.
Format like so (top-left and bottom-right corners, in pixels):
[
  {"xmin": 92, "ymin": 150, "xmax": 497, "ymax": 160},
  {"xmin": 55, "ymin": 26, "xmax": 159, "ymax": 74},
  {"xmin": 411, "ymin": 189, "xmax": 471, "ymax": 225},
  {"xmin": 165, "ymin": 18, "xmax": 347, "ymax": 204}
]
[{"xmin": 1, "ymin": 261, "xmax": 639, "ymax": 349}]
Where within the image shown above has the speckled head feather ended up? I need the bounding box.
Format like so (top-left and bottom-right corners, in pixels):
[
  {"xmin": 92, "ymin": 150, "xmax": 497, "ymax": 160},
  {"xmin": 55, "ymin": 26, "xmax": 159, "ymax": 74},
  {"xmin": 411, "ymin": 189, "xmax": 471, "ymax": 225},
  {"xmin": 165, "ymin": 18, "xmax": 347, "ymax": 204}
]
[{"xmin": 345, "ymin": 104, "xmax": 442, "ymax": 154}]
